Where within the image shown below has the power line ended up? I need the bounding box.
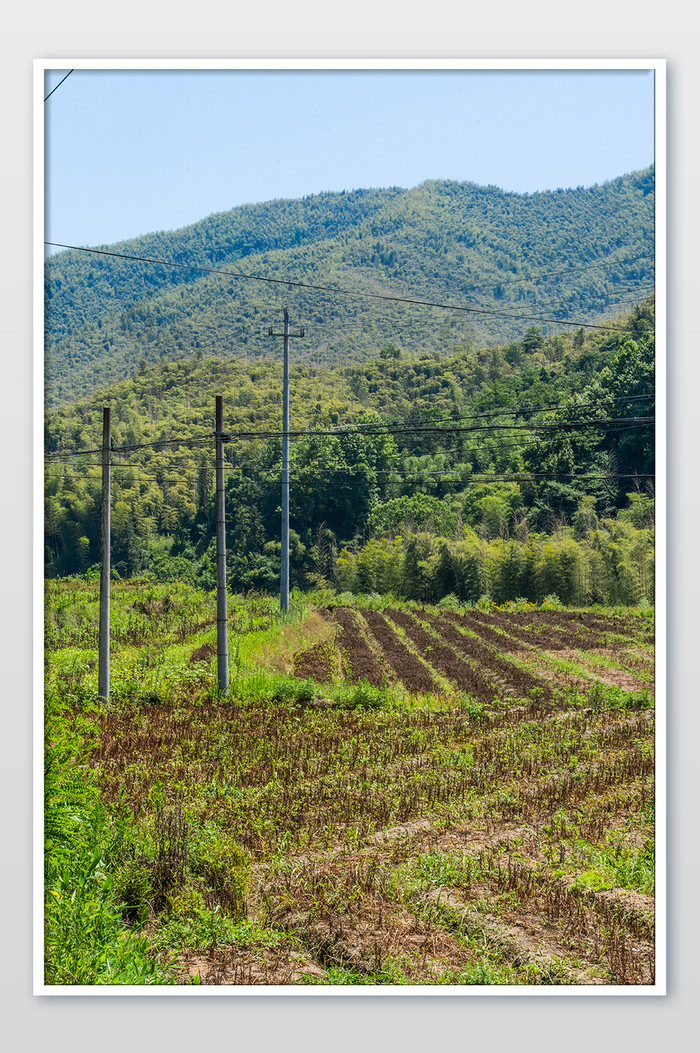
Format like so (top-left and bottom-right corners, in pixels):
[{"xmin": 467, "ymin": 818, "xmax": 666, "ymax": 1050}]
[
  {"xmin": 329, "ymin": 393, "xmax": 654, "ymax": 432},
  {"xmin": 44, "ymin": 414, "xmax": 654, "ymax": 463},
  {"xmin": 44, "ymin": 425, "xmax": 654, "ymax": 480},
  {"xmin": 217, "ymin": 416, "xmax": 654, "ymax": 440},
  {"xmin": 243, "ymin": 469, "xmax": 656, "ymax": 481},
  {"xmin": 44, "ymin": 70, "xmax": 74, "ymax": 102},
  {"xmin": 41, "ymin": 459, "xmax": 654, "ymax": 482},
  {"xmin": 466, "ymin": 286, "xmax": 655, "ymax": 318},
  {"xmin": 43, "ymin": 428, "xmax": 654, "ymax": 473},
  {"xmin": 46, "ymin": 281, "xmax": 653, "ymax": 375},
  {"xmin": 44, "ymin": 406, "xmax": 655, "ymax": 460},
  {"xmin": 46, "ymin": 239, "xmax": 654, "ymax": 301},
  {"xmin": 44, "ymin": 241, "xmax": 642, "ymax": 335},
  {"xmin": 44, "ymin": 422, "xmax": 654, "ymax": 471},
  {"xmin": 46, "ymin": 434, "xmax": 214, "ymax": 458}
]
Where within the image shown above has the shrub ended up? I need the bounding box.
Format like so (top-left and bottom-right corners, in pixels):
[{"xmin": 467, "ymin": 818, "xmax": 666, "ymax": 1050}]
[
  {"xmin": 437, "ymin": 593, "xmax": 462, "ymax": 611},
  {"xmin": 336, "ymin": 679, "xmax": 389, "ymax": 711},
  {"xmin": 541, "ymin": 593, "xmax": 563, "ymax": 610},
  {"xmin": 271, "ymin": 677, "xmax": 319, "ymax": 706},
  {"xmin": 112, "ymin": 862, "xmax": 152, "ymax": 924},
  {"xmin": 189, "ymin": 825, "xmax": 251, "ymax": 918}
]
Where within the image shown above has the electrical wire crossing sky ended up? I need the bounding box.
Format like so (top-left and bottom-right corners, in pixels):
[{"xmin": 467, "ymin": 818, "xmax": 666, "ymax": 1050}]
[{"xmin": 43, "ymin": 66, "xmax": 655, "ymax": 253}]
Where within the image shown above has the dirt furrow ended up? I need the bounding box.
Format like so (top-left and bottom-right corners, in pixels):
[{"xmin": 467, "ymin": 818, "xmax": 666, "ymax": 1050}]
[
  {"xmin": 422, "ymin": 612, "xmax": 555, "ymax": 702},
  {"xmin": 360, "ymin": 609, "xmax": 438, "ymax": 694},
  {"xmin": 330, "ymin": 608, "xmax": 385, "ymax": 687},
  {"xmin": 385, "ymin": 608, "xmax": 499, "ymax": 701}
]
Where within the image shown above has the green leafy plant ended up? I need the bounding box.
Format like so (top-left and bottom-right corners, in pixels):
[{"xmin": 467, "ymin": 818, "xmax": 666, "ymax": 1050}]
[{"xmin": 44, "ymin": 691, "xmax": 168, "ymax": 984}]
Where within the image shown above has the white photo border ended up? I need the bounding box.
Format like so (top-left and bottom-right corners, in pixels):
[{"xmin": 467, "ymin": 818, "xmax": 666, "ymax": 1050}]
[{"xmin": 34, "ymin": 56, "xmax": 666, "ymax": 997}]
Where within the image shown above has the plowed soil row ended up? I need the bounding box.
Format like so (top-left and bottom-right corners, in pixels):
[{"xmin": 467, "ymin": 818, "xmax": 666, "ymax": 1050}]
[
  {"xmin": 435, "ymin": 612, "xmax": 654, "ymax": 697},
  {"xmin": 330, "ymin": 608, "xmax": 384, "ymax": 687},
  {"xmin": 360, "ymin": 609, "xmax": 437, "ymax": 694},
  {"xmin": 93, "ymin": 685, "xmax": 654, "ymax": 986},
  {"xmin": 483, "ymin": 610, "xmax": 626, "ymax": 653},
  {"xmin": 518, "ymin": 609, "xmax": 636, "ymax": 631},
  {"xmin": 465, "ymin": 613, "xmax": 654, "ymax": 693},
  {"xmin": 305, "ymin": 608, "xmax": 652, "ymax": 706},
  {"xmin": 187, "ymin": 811, "xmax": 654, "ymax": 985},
  {"xmin": 448, "ymin": 610, "xmax": 624, "ymax": 654},
  {"xmin": 385, "ymin": 608, "xmax": 499, "ymax": 702},
  {"xmin": 599, "ymin": 651, "xmax": 655, "ymax": 679},
  {"xmin": 545, "ymin": 649, "xmax": 653, "ymax": 695},
  {"xmin": 423, "ymin": 612, "xmax": 554, "ymax": 702},
  {"xmin": 505, "ymin": 609, "xmax": 651, "ymax": 644}
]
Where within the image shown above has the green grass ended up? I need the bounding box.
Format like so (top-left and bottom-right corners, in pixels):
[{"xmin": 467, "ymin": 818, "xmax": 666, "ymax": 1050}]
[
  {"xmin": 569, "ymin": 840, "xmax": 655, "ymax": 895},
  {"xmin": 44, "ymin": 690, "xmax": 171, "ymax": 985}
]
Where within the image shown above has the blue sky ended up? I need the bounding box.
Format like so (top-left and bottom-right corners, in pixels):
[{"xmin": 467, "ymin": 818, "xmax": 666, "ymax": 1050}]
[{"xmin": 43, "ymin": 67, "xmax": 655, "ymax": 252}]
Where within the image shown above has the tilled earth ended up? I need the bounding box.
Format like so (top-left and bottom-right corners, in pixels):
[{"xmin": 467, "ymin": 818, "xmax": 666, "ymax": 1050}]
[
  {"xmin": 91, "ymin": 604, "xmax": 656, "ymax": 988},
  {"xmin": 317, "ymin": 606, "xmax": 654, "ymax": 704},
  {"xmin": 175, "ymin": 817, "xmax": 655, "ymax": 987}
]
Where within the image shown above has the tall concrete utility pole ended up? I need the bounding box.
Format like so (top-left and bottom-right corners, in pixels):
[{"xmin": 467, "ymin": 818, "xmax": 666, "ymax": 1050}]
[
  {"xmin": 268, "ymin": 309, "xmax": 305, "ymax": 613},
  {"xmin": 281, "ymin": 309, "xmax": 291, "ymax": 614},
  {"xmin": 98, "ymin": 407, "xmax": 111, "ymax": 701},
  {"xmin": 215, "ymin": 395, "xmax": 229, "ymax": 694}
]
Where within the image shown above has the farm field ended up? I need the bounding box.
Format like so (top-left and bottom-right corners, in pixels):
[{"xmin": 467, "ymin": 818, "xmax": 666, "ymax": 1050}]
[{"xmin": 44, "ymin": 580, "xmax": 656, "ymax": 988}]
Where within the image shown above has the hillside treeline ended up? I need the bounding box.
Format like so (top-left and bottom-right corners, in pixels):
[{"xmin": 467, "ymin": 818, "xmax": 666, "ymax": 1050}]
[
  {"xmin": 335, "ymin": 510, "xmax": 654, "ymax": 607},
  {"xmin": 44, "ymin": 301, "xmax": 655, "ymax": 606},
  {"xmin": 45, "ymin": 169, "xmax": 654, "ymax": 406}
]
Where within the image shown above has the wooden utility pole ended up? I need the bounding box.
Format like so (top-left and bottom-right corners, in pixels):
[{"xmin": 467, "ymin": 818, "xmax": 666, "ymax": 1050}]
[
  {"xmin": 215, "ymin": 395, "xmax": 229, "ymax": 694},
  {"xmin": 98, "ymin": 407, "xmax": 111, "ymax": 701},
  {"xmin": 268, "ymin": 309, "xmax": 304, "ymax": 613}
]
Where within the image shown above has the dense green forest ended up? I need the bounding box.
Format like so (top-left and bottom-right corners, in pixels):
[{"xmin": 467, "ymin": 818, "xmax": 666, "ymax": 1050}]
[
  {"xmin": 45, "ymin": 169, "xmax": 654, "ymax": 407},
  {"xmin": 44, "ymin": 298, "xmax": 655, "ymax": 607}
]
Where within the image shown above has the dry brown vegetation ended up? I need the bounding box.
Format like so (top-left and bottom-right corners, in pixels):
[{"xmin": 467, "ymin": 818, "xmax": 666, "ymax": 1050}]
[{"xmin": 47, "ymin": 583, "xmax": 656, "ymax": 988}]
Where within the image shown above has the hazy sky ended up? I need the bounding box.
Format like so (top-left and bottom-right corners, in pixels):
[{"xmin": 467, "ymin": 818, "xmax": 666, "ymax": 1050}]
[{"xmin": 43, "ymin": 66, "xmax": 655, "ymax": 252}]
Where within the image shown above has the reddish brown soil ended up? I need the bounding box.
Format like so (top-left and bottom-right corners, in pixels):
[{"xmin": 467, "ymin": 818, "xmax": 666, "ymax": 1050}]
[
  {"xmin": 424, "ymin": 612, "xmax": 554, "ymax": 702},
  {"xmin": 91, "ymin": 681, "xmax": 655, "ymax": 986},
  {"xmin": 595, "ymin": 648, "xmax": 655, "ymax": 679},
  {"xmin": 386, "ymin": 608, "xmax": 499, "ymax": 701},
  {"xmin": 293, "ymin": 643, "xmax": 334, "ymax": 683},
  {"xmin": 547, "ymin": 648, "xmax": 651, "ymax": 693},
  {"xmin": 449, "ymin": 610, "xmax": 615, "ymax": 655},
  {"xmin": 248, "ymin": 814, "xmax": 655, "ymax": 985},
  {"xmin": 486, "ymin": 610, "xmax": 609, "ymax": 652},
  {"xmin": 189, "ymin": 641, "xmax": 216, "ymax": 664},
  {"xmin": 503, "ymin": 609, "xmax": 650, "ymax": 648},
  {"xmin": 174, "ymin": 944, "xmax": 328, "ymax": 985},
  {"xmin": 360, "ymin": 609, "xmax": 438, "ymax": 694},
  {"xmin": 330, "ymin": 608, "xmax": 385, "ymax": 687}
]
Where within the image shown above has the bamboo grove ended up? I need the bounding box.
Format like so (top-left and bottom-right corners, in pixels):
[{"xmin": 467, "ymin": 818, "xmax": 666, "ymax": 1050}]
[{"xmin": 45, "ymin": 301, "xmax": 655, "ymax": 609}]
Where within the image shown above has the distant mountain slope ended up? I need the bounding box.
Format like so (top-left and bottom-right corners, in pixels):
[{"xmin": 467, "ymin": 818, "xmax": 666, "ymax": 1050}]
[{"xmin": 45, "ymin": 168, "xmax": 654, "ymax": 406}]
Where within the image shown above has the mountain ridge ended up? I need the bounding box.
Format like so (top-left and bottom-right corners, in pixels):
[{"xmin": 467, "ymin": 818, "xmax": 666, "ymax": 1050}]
[{"xmin": 45, "ymin": 168, "xmax": 654, "ymax": 407}]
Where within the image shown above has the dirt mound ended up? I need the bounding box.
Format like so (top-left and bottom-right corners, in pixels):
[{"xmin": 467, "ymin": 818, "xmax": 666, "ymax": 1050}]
[
  {"xmin": 189, "ymin": 641, "xmax": 216, "ymax": 664},
  {"xmin": 293, "ymin": 642, "xmax": 334, "ymax": 682}
]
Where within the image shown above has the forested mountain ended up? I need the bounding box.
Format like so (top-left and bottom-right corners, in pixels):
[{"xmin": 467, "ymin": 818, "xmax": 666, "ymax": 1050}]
[
  {"xmin": 45, "ymin": 168, "xmax": 654, "ymax": 407},
  {"xmin": 44, "ymin": 300, "xmax": 655, "ymax": 606}
]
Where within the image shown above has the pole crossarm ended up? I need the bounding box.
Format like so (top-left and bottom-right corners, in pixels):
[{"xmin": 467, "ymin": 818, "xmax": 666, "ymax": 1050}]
[{"xmin": 267, "ymin": 327, "xmax": 306, "ymax": 338}]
